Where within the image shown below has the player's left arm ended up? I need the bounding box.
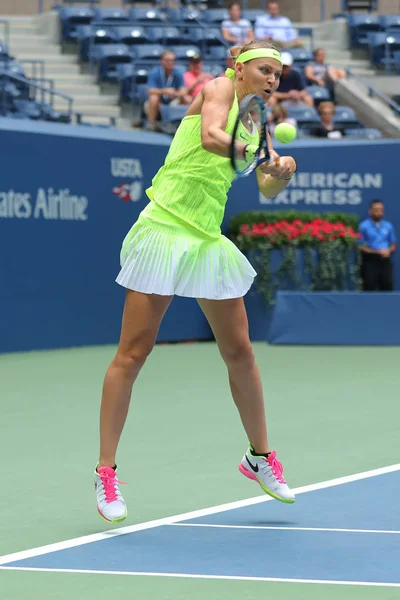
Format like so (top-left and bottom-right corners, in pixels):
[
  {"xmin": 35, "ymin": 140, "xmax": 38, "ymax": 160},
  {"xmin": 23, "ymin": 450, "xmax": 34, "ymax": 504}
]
[{"xmin": 256, "ymin": 132, "xmax": 297, "ymax": 198}]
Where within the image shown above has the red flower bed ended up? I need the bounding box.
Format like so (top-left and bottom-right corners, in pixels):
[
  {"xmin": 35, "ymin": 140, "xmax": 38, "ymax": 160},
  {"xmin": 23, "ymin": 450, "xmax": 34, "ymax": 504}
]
[{"xmin": 239, "ymin": 219, "xmax": 361, "ymax": 245}]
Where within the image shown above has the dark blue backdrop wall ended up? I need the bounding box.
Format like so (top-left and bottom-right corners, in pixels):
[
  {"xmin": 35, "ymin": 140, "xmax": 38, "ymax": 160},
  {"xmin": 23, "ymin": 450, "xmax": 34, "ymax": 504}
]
[{"xmin": 0, "ymin": 118, "xmax": 398, "ymax": 353}]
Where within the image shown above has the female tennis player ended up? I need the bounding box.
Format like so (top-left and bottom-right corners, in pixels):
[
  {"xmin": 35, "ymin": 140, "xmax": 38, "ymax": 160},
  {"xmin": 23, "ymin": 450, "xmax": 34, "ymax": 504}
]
[{"xmin": 94, "ymin": 40, "xmax": 297, "ymax": 523}]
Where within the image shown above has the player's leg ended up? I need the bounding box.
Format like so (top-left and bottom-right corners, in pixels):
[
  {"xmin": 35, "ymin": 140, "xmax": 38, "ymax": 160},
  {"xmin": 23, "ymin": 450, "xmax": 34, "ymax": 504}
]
[
  {"xmin": 198, "ymin": 297, "xmax": 268, "ymax": 454},
  {"xmin": 99, "ymin": 290, "xmax": 172, "ymax": 467},
  {"xmin": 95, "ymin": 290, "xmax": 172, "ymax": 523},
  {"xmin": 197, "ymin": 297, "xmax": 294, "ymax": 503}
]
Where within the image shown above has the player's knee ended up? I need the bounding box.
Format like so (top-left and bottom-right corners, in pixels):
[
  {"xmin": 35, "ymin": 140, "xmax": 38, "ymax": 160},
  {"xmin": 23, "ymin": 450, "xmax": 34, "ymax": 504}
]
[
  {"xmin": 221, "ymin": 339, "xmax": 254, "ymax": 367},
  {"xmin": 114, "ymin": 340, "xmax": 154, "ymax": 371}
]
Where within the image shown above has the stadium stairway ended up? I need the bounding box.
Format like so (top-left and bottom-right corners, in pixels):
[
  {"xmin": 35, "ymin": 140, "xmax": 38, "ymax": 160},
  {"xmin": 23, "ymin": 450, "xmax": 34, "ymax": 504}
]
[
  {"xmin": 4, "ymin": 14, "xmax": 132, "ymax": 128},
  {"xmin": 313, "ymin": 18, "xmax": 374, "ymax": 76}
]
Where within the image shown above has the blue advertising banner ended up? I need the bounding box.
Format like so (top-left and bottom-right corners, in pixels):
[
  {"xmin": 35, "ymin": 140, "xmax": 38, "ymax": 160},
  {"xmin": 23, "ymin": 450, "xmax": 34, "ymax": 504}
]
[{"xmin": 0, "ymin": 119, "xmax": 398, "ymax": 352}]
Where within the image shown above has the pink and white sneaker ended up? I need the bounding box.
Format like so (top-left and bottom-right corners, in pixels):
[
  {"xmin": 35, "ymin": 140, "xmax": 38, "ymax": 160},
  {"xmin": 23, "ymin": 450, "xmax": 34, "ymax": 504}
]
[
  {"xmin": 94, "ymin": 465, "xmax": 128, "ymax": 523},
  {"xmin": 239, "ymin": 447, "xmax": 295, "ymax": 504}
]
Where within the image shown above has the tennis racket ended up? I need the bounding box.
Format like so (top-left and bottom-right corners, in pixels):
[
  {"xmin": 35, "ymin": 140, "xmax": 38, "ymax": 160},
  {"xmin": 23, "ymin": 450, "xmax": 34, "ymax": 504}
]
[{"xmin": 230, "ymin": 94, "xmax": 275, "ymax": 177}]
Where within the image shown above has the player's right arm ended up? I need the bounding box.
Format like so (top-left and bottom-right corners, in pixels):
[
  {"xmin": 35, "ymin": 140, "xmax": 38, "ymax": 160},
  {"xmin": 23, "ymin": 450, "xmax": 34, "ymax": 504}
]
[{"xmin": 200, "ymin": 78, "xmax": 246, "ymax": 158}]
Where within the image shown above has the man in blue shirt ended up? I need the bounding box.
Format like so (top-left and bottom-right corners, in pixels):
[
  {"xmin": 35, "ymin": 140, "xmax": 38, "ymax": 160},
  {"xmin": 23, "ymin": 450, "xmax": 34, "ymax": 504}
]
[
  {"xmin": 268, "ymin": 52, "xmax": 314, "ymax": 108},
  {"xmin": 359, "ymin": 200, "xmax": 396, "ymax": 291},
  {"xmin": 146, "ymin": 50, "xmax": 190, "ymax": 131},
  {"xmin": 254, "ymin": 1, "xmax": 303, "ymax": 48}
]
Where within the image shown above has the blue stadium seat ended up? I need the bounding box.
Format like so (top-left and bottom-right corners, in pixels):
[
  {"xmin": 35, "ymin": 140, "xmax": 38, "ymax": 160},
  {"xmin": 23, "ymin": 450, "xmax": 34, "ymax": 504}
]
[
  {"xmin": 93, "ymin": 44, "xmax": 133, "ymax": 81},
  {"xmin": 345, "ymin": 127, "xmax": 382, "ymax": 138},
  {"xmin": 286, "ymin": 107, "xmax": 320, "ymax": 127},
  {"xmin": 77, "ymin": 25, "xmax": 117, "ymax": 62},
  {"xmin": 125, "ymin": 61, "xmax": 153, "ymax": 84},
  {"xmin": 13, "ymin": 99, "xmax": 42, "ymax": 119},
  {"xmin": 0, "ymin": 41, "xmax": 9, "ymax": 58},
  {"xmin": 203, "ymin": 63, "xmax": 224, "ymax": 77},
  {"xmin": 168, "ymin": 8, "xmax": 202, "ymax": 24},
  {"xmin": 160, "ymin": 103, "xmax": 188, "ymax": 123},
  {"xmin": 59, "ymin": 7, "xmax": 94, "ymax": 41},
  {"xmin": 148, "ymin": 26, "xmax": 183, "ymax": 46},
  {"xmin": 113, "ymin": 25, "xmax": 151, "ymax": 46},
  {"xmin": 379, "ymin": 14, "xmax": 400, "ymax": 32},
  {"xmin": 289, "ymin": 48, "xmax": 313, "ymax": 70},
  {"xmin": 0, "ymin": 60, "xmax": 25, "ymax": 77},
  {"xmin": 334, "ymin": 106, "xmax": 360, "ymax": 127},
  {"xmin": 168, "ymin": 45, "xmax": 201, "ymax": 60},
  {"xmin": 0, "ymin": 79, "xmax": 21, "ymax": 99},
  {"xmin": 128, "ymin": 8, "xmax": 167, "ymax": 24},
  {"xmin": 348, "ymin": 13, "xmax": 382, "ymax": 47},
  {"xmin": 93, "ymin": 7, "xmax": 129, "ymax": 23},
  {"xmin": 117, "ymin": 64, "xmax": 151, "ymax": 101},
  {"xmin": 131, "ymin": 44, "xmax": 165, "ymax": 61},
  {"xmin": 393, "ymin": 49, "xmax": 400, "ymax": 68},
  {"xmin": 242, "ymin": 9, "xmax": 265, "ymax": 24},
  {"xmin": 342, "ymin": 0, "xmax": 378, "ymax": 10},
  {"xmin": 208, "ymin": 46, "xmax": 228, "ymax": 61},
  {"xmin": 203, "ymin": 9, "xmax": 229, "ymax": 25},
  {"xmin": 368, "ymin": 32, "xmax": 400, "ymax": 67},
  {"xmin": 4, "ymin": 111, "xmax": 29, "ymax": 120},
  {"xmin": 306, "ymin": 85, "xmax": 332, "ymax": 101},
  {"xmin": 334, "ymin": 105, "xmax": 357, "ymax": 120},
  {"xmin": 191, "ymin": 27, "xmax": 225, "ymax": 50}
]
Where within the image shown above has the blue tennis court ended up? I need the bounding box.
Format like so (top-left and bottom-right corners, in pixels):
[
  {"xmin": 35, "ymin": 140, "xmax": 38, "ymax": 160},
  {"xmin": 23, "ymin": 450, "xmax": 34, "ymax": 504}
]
[{"xmin": 2, "ymin": 466, "xmax": 399, "ymax": 588}]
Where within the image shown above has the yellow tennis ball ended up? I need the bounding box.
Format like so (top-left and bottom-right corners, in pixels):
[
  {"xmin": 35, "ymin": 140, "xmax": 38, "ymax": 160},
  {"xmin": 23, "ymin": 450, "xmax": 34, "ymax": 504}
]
[{"xmin": 274, "ymin": 122, "xmax": 297, "ymax": 144}]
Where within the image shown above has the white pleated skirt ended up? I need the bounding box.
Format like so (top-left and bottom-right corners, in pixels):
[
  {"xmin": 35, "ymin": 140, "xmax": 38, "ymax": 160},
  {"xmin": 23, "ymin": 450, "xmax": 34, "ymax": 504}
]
[{"xmin": 116, "ymin": 202, "xmax": 256, "ymax": 300}]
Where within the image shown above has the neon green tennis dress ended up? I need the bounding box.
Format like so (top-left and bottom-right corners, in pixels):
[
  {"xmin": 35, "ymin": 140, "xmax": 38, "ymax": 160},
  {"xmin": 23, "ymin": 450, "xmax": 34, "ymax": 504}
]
[{"xmin": 116, "ymin": 94, "xmax": 259, "ymax": 299}]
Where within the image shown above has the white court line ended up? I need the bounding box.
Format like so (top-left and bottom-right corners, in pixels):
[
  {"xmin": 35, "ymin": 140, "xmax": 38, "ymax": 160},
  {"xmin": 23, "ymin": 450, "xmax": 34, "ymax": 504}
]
[
  {"xmin": 0, "ymin": 462, "xmax": 399, "ymax": 568},
  {"xmin": 0, "ymin": 567, "xmax": 399, "ymax": 588},
  {"xmin": 171, "ymin": 523, "xmax": 400, "ymax": 535}
]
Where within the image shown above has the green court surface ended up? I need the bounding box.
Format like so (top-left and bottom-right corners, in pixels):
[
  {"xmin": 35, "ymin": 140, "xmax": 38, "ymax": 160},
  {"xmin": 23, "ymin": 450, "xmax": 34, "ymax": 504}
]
[{"xmin": 1, "ymin": 343, "xmax": 399, "ymax": 600}]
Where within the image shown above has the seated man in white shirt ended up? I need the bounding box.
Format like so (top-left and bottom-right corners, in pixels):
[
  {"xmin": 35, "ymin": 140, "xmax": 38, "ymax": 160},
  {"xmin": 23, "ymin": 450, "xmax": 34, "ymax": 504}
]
[
  {"xmin": 221, "ymin": 3, "xmax": 254, "ymax": 46},
  {"xmin": 254, "ymin": 1, "xmax": 303, "ymax": 49}
]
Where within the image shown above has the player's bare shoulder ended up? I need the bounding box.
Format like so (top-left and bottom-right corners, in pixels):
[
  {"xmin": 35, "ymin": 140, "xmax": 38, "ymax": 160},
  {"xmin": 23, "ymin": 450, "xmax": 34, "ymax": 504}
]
[
  {"xmin": 202, "ymin": 76, "xmax": 235, "ymax": 102},
  {"xmin": 188, "ymin": 76, "xmax": 235, "ymax": 115}
]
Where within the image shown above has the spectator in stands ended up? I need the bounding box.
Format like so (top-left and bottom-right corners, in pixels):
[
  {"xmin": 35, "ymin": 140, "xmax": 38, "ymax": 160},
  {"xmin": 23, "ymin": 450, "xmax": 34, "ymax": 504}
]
[
  {"xmin": 183, "ymin": 55, "xmax": 214, "ymax": 101},
  {"xmin": 267, "ymin": 103, "xmax": 297, "ymax": 136},
  {"xmin": 146, "ymin": 51, "xmax": 190, "ymax": 131},
  {"xmin": 304, "ymin": 48, "xmax": 345, "ymax": 90},
  {"xmin": 268, "ymin": 52, "xmax": 313, "ymax": 108},
  {"xmin": 254, "ymin": 1, "xmax": 303, "ymax": 49},
  {"xmin": 221, "ymin": 3, "xmax": 254, "ymax": 46},
  {"xmin": 309, "ymin": 101, "xmax": 346, "ymax": 138},
  {"xmin": 359, "ymin": 200, "xmax": 396, "ymax": 291}
]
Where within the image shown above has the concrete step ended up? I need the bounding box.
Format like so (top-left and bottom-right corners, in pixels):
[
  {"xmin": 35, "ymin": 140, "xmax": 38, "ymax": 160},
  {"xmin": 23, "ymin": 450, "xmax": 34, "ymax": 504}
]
[
  {"xmin": 52, "ymin": 83, "xmax": 103, "ymax": 95},
  {"xmin": 74, "ymin": 114, "xmax": 124, "ymax": 128},
  {"xmin": 312, "ymin": 39, "xmax": 345, "ymax": 48},
  {"xmin": 9, "ymin": 44, "xmax": 64, "ymax": 55},
  {"xmin": 58, "ymin": 91, "xmax": 118, "ymax": 105},
  {"xmin": 15, "ymin": 54, "xmax": 78, "ymax": 64},
  {"xmin": 350, "ymin": 67, "xmax": 376, "ymax": 76},
  {"xmin": 325, "ymin": 50, "xmax": 353, "ymax": 60},
  {"xmin": 362, "ymin": 74, "xmax": 400, "ymax": 95},
  {"xmin": 48, "ymin": 74, "xmax": 96, "ymax": 85},
  {"xmin": 0, "ymin": 15, "xmax": 38, "ymax": 23},
  {"xmin": 118, "ymin": 118, "xmax": 134, "ymax": 131},
  {"xmin": 60, "ymin": 103, "xmax": 121, "ymax": 117},
  {"xmin": 0, "ymin": 20, "xmax": 38, "ymax": 30},
  {"xmin": 331, "ymin": 59, "xmax": 370, "ymax": 68},
  {"xmin": 8, "ymin": 31, "xmax": 48, "ymax": 40},
  {"xmin": 45, "ymin": 65, "xmax": 87, "ymax": 75}
]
